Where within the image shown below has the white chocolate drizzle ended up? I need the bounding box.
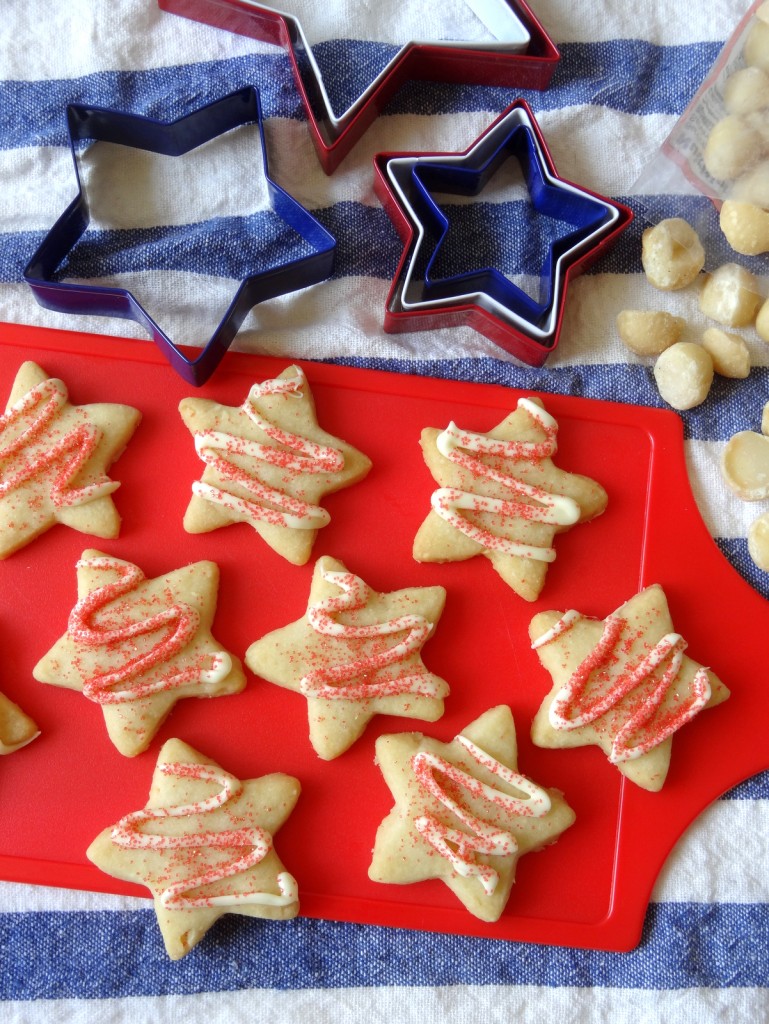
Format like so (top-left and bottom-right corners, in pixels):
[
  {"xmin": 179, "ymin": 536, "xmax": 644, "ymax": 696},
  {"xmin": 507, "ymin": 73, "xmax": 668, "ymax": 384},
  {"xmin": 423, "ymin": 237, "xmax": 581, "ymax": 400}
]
[
  {"xmin": 412, "ymin": 735, "xmax": 551, "ymax": 895},
  {"xmin": 533, "ymin": 610, "xmax": 712, "ymax": 763},
  {"xmin": 299, "ymin": 566, "xmax": 447, "ymax": 702},
  {"xmin": 430, "ymin": 398, "xmax": 580, "ymax": 562},
  {"xmin": 68, "ymin": 555, "xmax": 231, "ymax": 705},
  {"xmin": 0, "ymin": 378, "xmax": 119, "ymax": 507},
  {"xmin": 192, "ymin": 368, "xmax": 344, "ymax": 530},
  {"xmin": 112, "ymin": 761, "xmax": 298, "ymax": 909}
]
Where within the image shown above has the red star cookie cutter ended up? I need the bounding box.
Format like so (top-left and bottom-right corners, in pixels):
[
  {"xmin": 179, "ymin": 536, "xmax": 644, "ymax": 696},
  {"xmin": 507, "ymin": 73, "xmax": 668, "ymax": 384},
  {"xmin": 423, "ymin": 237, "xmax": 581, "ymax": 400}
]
[
  {"xmin": 157, "ymin": 0, "xmax": 560, "ymax": 172},
  {"xmin": 374, "ymin": 99, "xmax": 633, "ymax": 366}
]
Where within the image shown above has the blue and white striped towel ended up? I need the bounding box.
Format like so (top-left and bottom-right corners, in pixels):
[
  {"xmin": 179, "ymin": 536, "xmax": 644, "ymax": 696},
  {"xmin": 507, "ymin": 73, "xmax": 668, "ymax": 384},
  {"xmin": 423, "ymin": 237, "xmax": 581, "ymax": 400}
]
[{"xmin": 1, "ymin": 1, "xmax": 768, "ymax": 1021}]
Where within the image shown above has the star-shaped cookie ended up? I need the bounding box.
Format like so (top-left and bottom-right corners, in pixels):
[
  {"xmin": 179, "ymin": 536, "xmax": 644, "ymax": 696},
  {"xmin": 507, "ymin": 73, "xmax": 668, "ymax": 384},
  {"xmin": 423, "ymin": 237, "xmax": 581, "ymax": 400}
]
[
  {"xmin": 412, "ymin": 396, "xmax": 608, "ymax": 601},
  {"xmin": 529, "ymin": 585, "xmax": 731, "ymax": 791},
  {"xmin": 33, "ymin": 550, "xmax": 245, "ymax": 757},
  {"xmin": 368, "ymin": 705, "xmax": 575, "ymax": 922},
  {"xmin": 87, "ymin": 737, "xmax": 300, "ymax": 960},
  {"xmin": 179, "ymin": 365, "xmax": 372, "ymax": 565},
  {"xmin": 245, "ymin": 555, "xmax": 449, "ymax": 760},
  {"xmin": 0, "ymin": 361, "xmax": 141, "ymax": 558},
  {"xmin": 0, "ymin": 689, "xmax": 39, "ymax": 754}
]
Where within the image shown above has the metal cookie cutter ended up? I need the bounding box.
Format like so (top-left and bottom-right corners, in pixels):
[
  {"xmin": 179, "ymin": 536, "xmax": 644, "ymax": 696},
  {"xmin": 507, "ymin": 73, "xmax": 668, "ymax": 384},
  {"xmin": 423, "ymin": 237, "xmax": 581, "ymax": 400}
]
[
  {"xmin": 374, "ymin": 100, "xmax": 633, "ymax": 365},
  {"xmin": 157, "ymin": 0, "xmax": 559, "ymax": 173},
  {"xmin": 23, "ymin": 86, "xmax": 336, "ymax": 386}
]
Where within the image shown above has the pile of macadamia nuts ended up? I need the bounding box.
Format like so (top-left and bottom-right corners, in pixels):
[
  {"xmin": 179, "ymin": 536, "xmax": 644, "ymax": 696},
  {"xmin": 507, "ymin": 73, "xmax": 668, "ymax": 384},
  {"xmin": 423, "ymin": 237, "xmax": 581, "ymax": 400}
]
[
  {"xmin": 617, "ymin": 216, "xmax": 759, "ymax": 410},
  {"xmin": 617, "ymin": 4, "xmax": 769, "ymax": 412},
  {"xmin": 618, "ymin": 213, "xmax": 769, "ymax": 572}
]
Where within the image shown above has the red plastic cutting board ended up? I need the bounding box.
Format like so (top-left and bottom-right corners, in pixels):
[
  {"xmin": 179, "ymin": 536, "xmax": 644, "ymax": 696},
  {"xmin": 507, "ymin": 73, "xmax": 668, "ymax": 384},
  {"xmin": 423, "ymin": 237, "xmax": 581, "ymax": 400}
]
[{"xmin": 0, "ymin": 321, "xmax": 766, "ymax": 952}]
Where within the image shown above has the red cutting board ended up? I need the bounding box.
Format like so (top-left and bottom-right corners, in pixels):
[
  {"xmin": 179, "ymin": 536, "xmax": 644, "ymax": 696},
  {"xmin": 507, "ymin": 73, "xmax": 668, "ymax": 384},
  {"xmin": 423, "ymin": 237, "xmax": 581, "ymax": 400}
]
[{"xmin": 0, "ymin": 321, "xmax": 766, "ymax": 952}]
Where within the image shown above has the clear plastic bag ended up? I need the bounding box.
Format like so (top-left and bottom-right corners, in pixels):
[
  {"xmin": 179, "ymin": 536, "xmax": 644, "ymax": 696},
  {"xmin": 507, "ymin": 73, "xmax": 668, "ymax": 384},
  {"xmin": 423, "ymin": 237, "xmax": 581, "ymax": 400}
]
[{"xmin": 629, "ymin": 2, "xmax": 769, "ymax": 332}]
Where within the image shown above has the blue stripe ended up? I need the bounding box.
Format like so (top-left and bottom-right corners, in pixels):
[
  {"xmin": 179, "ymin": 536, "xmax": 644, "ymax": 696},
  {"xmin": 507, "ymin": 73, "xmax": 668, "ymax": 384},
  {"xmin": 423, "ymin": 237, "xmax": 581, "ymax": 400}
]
[
  {"xmin": 284, "ymin": 38, "xmax": 722, "ymax": 121},
  {"xmin": 9, "ymin": 194, "xmax": 763, "ymax": 292},
  {"xmin": 3, "ymin": 205, "xmax": 401, "ymax": 286},
  {"xmin": 308, "ymin": 38, "xmax": 720, "ymax": 120},
  {"xmin": 0, "ymin": 40, "xmax": 722, "ymax": 153},
  {"xmin": 388, "ymin": 40, "xmax": 722, "ymax": 118},
  {"xmin": 1, "ymin": 901, "xmax": 767, "ymax": 998},
  {"xmin": 49, "ymin": 213, "xmax": 318, "ymax": 283},
  {"xmin": 328, "ymin": 357, "xmax": 769, "ymax": 446},
  {"xmin": 27, "ymin": 198, "xmax": 618, "ymax": 284},
  {"xmin": 0, "ymin": 57, "xmax": 301, "ymax": 151},
  {"xmin": 724, "ymin": 769, "xmax": 769, "ymax": 799}
]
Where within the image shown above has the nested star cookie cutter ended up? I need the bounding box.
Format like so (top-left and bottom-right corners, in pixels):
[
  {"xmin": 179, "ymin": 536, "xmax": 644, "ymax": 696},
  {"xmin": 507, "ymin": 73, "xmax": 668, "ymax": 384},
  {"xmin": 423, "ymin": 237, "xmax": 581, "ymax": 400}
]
[
  {"xmin": 374, "ymin": 100, "xmax": 633, "ymax": 365},
  {"xmin": 391, "ymin": 109, "xmax": 615, "ymax": 327},
  {"xmin": 23, "ymin": 87, "xmax": 336, "ymax": 386},
  {"xmin": 158, "ymin": 0, "xmax": 559, "ymax": 172}
]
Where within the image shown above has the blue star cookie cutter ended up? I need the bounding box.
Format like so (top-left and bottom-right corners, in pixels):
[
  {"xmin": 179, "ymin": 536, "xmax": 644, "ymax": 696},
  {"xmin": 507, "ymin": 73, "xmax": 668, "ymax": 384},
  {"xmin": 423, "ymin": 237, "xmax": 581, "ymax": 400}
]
[
  {"xmin": 374, "ymin": 100, "xmax": 633, "ymax": 364},
  {"xmin": 23, "ymin": 86, "xmax": 337, "ymax": 386},
  {"xmin": 404, "ymin": 119, "xmax": 611, "ymax": 322}
]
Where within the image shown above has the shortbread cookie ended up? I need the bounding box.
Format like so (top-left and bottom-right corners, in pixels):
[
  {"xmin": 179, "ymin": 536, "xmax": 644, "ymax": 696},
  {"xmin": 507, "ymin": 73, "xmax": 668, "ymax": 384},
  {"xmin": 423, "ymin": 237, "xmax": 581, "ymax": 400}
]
[
  {"xmin": 87, "ymin": 738, "xmax": 300, "ymax": 960},
  {"xmin": 369, "ymin": 705, "xmax": 575, "ymax": 922},
  {"xmin": 33, "ymin": 550, "xmax": 245, "ymax": 757},
  {"xmin": 412, "ymin": 397, "xmax": 608, "ymax": 601},
  {"xmin": 0, "ymin": 690, "xmax": 39, "ymax": 754},
  {"xmin": 0, "ymin": 361, "xmax": 141, "ymax": 559},
  {"xmin": 246, "ymin": 555, "xmax": 449, "ymax": 760},
  {"xmin": 179, "ymin": 365, "xmax": 372, "ymax": 565},
  {"xmin": 529, "ymin": 585, "xmax": 730, "ymax": 791}
]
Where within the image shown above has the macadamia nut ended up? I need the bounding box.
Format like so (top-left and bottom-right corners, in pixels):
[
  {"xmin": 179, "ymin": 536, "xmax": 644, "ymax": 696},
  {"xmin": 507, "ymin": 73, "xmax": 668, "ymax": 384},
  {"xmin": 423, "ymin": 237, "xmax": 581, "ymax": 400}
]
[
  {"xmin": 731, "ymin": 160, "xmax": 769, "ymax": 208},
  {"xmin": 724, "ymin": 66, "xmax": 769, "ymax": 115},
  {"xmin": 748, "ymin": 513, "xmax": 769, "ymax": 571},
  {"xmin": 653, "ymin": 342, "xmax": 714, "ymax": 410},
  {"xmin": 616, "ymin": 310, "xmax": 685, "ymax": 356},
  {"xmin": 756, "ymin": 296, "xmax": 769, "ymax": 343},
  {"xmin": 721, "ymin": 430, "xmax": 769, "ymax": 500},
  {"xmin": 641, "ymin": 218, "xmax": 705, "ymax": 291},
  {"xmin": 745, "ymin": 18, "xmax": 769, "ymax": 72},
  {"xmin": 704, "ymin": 116, "xmax": 766, "ymax": 180},
  {"xmin": 701, "ymin": 327, "xmax": 751, "ymax": 378},
  {"xmin": 719, "ymin": 200, "xmax": 769, "ymax": 256},
  {"xmin": 699, "ymin": 263, "xmax": 761, "ymax": 327},
  {"xmin": 762, "ymin": 401, "xmax": 769, "ymax": 436}
]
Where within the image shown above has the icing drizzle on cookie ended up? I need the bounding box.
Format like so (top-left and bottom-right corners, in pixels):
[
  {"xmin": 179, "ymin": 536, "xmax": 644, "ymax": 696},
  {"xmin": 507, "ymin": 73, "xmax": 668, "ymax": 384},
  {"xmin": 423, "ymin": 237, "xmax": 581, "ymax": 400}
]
[
  {"xmin": 412, "ymin": 736, "xmax": 551, "ymax": 895},
  {"xmin": 429, "ymin": 398, "xmax": 581, "ymax": 562},
  {"xmin": 68, "ymin": 556, "xmax": 231, "ymax": 705},
  {"xmin": 299, "ymin": 566, "xmax": 447, "ymax": 702},
  {"xmin": 192, "ymin": 368, "xmax": 344, "ymax": 530},
  {"xmin": 111, "ymin": 761, "xmax": 298, "ymax": 909},
  {"xmin": 0, "ymin": 378, "xmax": 119, "ymax": 507},
  {"xmin": 533, "ymin": 611, "xmax": 712, "ymax": 762}
]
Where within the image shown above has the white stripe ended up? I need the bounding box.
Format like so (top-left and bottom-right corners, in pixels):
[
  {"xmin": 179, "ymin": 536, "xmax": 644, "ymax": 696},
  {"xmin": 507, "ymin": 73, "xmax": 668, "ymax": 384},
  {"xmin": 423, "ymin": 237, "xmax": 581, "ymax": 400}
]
[
  {"xmin": 0, "ymin": 147, "xmax": 77, "ymax": 230},
  {"xmin": 0, "ymin": 880, "xmax": 145, "ymax": 912},
  {"xmin": 652, "ymin": 797, "xmax": 769, "ymax": 902},
  {"xmin": 0, "ymin": 275, "xmax": 523, "ymax": 361},
  {"xmin": 4, "ymin": 0, "xmax": 272, "ymax": 82},
  {"xmin": 0, "ymin": 107, "xmax": 672, "ymax": 237},
  {"xmin": 3, "ymin": 0, "xmax": 737, "ymax": 88},
  {"xmin": 269, "ymin": 108, "xmax": 683, "ymax": 205},
  {"xmin": 4, "ymin": 266, "xmax": 768, "ymax": 389},
  {"xmin": 532, "ymin": 0, "xmax": 746, "ymax": 43},
  {"xmin": 1, "ymin": 984, "xmax": 767, "ymax": 1024}
]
